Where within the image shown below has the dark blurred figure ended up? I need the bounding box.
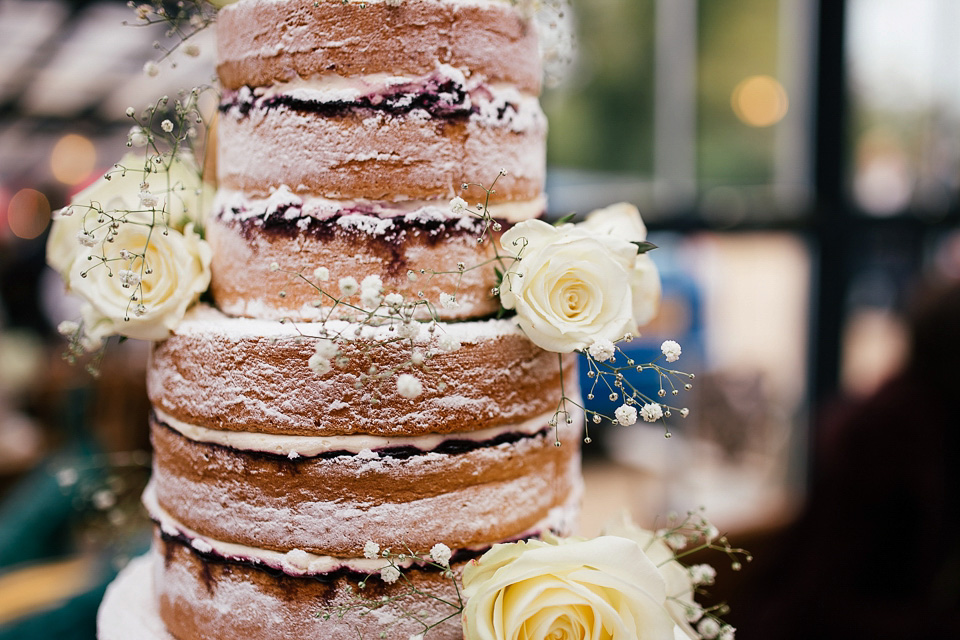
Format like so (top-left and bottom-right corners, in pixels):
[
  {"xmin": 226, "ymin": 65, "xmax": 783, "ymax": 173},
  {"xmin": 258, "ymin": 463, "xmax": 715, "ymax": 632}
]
[{"xmin": 733, "ymin": 280, "xmax": 960, "ymax": 640}]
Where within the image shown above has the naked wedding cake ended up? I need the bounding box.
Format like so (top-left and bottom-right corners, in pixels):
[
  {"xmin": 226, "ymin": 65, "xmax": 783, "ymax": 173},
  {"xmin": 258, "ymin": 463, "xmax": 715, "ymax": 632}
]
[{"xmin": 99, "ymin": 0, "xmax": 584, "ymax": 638}]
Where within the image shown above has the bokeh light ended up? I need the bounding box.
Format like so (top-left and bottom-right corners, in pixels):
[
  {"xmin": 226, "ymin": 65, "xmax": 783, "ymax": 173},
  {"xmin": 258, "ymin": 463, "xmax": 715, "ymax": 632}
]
[
  {"xmin": 7, "ymin": 188, "xmax": 52, "ymax": 240},
  {"xmin": 731, "ymin": 75, "xmax": 789, "ymax": 127},
  {"xmin": 50, "ymin": 133, "xmax": 97, "ymax": 186}
]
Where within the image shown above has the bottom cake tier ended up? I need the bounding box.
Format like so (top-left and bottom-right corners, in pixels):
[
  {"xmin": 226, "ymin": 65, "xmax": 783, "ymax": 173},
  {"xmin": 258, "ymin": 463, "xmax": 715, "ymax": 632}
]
[
  {"xmin": 152, "ymin": 531, "xmax": 466, "ymax": 640},
  {"xmin": 100, "ymin": 544, "xmax": 468, "ymax": 640}
]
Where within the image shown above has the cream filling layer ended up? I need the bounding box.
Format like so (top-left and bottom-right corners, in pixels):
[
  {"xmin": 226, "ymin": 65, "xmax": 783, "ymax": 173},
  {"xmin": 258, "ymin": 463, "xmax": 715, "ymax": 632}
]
[
  {"xmin": 236, "ymin": 66, "xmax": 534, "ymax": 104},
  {"xmin": 171, "ymin": 303, "xmax": 530, "ymax": 343},
  {"xmin": 155, "ymin": 407, "xmax": 554, "ymax": 458},
  {"xmin": 215, "ymin": 186, "xmax": 545, "ymax": 225},
  {"xmin": 144, "ymin": 481, "xmax": 579, "ymax": 577}
]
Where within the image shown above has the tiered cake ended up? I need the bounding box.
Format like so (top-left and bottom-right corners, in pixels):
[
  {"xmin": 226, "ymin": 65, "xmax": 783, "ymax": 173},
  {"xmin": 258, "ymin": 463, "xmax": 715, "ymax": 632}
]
[{"xmin": 101, "ymin": 1, "xmax": 582, "ymax": 638}]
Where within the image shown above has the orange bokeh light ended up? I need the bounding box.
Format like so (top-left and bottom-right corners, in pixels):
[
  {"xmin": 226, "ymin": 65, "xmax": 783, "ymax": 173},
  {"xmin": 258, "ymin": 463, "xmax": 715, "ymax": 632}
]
[
  {"xmin": 50, "ymin": 133, "xmax": 97, "ymax": 186},
  {"xmin": 731, "ymin": 75, "xmax": 789, "ymax": 128},
  {"xmin": 7, "ymin": 188, "xmax": 52, "ymax": 240}
]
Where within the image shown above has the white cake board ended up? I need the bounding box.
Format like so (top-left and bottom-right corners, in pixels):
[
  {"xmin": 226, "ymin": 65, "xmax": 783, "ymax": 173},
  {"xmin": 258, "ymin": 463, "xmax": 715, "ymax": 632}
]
[{"xmin": 97, "ymin": 553, "xmax": 174, "ymax": 640}]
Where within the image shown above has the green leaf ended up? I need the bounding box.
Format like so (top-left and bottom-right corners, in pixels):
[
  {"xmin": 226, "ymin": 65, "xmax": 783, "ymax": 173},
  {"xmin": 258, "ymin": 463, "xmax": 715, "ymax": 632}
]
[
  {"xmin": 553, "ymin": 213, "xmax": 576, "ymax": 226},
  {"xmin": 632, "ymin": 241, "xmax": 658, "ymax": 254}
]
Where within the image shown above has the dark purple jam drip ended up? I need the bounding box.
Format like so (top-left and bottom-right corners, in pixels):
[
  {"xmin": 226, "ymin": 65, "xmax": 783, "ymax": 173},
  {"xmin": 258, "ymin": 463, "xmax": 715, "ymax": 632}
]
[
  {"xmin": 221, "ymin": 78, "xmax": 520, "ymax": 123},
  {"xmin": 236, "ymin": 204, "xmax": 476, "ymax": 240},
  {"xmin": 219, "ymin": 204, "xmax": 509, "ymax": 277},
  {"xmin": 157, "ymin": 527, "xmax": 537, "ymax": 583}
]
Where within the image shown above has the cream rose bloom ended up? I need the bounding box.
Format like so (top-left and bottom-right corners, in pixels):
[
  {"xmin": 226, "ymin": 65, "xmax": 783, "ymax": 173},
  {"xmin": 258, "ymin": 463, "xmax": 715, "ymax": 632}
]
[
  {"xmin": 47, "ymin": 151, "xmax": 210, "ymax": 278},
  {"xmin": 67, "ymin": 214, "xmax": 211, "ymax": 342},
  {"xmin": 498, "ymin": 203, "xmax": 660, "ymax": 353},
  {"xmin": 604, "ymin": 515, "xmax": 699, "ymax": 640},
  {"xmin": 461, "ymin": 535, "xmax": 677, "ymax": 640},
  {"xmin": 579, "ymin": 203, "xmax": 662, "ymax": 327}
]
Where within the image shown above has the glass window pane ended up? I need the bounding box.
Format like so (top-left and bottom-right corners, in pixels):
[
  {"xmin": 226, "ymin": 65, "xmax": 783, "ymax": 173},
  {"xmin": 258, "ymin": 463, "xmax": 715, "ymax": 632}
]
[{"xmin": 848, "ymin": 0, "xmax": 960, "ymax": 218}]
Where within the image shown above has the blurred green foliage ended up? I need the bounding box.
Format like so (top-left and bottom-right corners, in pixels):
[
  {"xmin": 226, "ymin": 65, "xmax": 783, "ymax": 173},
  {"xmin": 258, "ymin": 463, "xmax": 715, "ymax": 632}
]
[
  {"xmin": 544, "ymin": 0, "xmax": 655, "ymax": 173},
  {"xmin": 544, "ymin": 0, "xmax": 781, "ymax": 186},
  {"xmin": 698, "ymin": 0, "xmax": 779, "ymax": 185}
]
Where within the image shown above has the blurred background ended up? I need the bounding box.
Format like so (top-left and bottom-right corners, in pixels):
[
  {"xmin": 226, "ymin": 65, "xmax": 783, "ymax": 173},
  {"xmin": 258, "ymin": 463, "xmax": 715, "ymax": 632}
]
[{"xmin": 0, "ymin": 0, "xmax": 958, "ymax": 638}]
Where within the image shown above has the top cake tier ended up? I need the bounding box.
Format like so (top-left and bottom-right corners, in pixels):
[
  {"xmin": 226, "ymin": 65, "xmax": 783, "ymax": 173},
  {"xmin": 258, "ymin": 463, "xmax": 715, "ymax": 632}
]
[
  {"xmin": 215, "ymin": 0, "xmax": 545, "ymax": 203},
  {"xmin": 210, "ymin": 0, "xmax": 548, "ymax": 322},
  {"xmin": 217, "ymin": 0, "xmax": 542, "ymax": 94}
]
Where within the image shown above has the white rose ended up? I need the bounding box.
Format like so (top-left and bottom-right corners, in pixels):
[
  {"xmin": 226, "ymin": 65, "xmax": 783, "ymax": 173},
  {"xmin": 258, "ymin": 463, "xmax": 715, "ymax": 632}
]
[
  {"xmin": 604, "ymin": 514, "xmax": 699, "ymax": 640},
  {"xmin": 462, "ymin": 534, "xmax": 676, "ymax": 640},
  {"xmin": 498, "ymin": 219, "xmax": 641, "ymax": 353},
  {"xmin": 69, "ymin": 214, "xmax": 211, "ymax": 342},
  {"xmin": 46, "ymin": 152, "xmax": 210, "ymax": 279},
  {"xmin": 580, "ymin": 203, "xmax": 662, "ymax": 327}
]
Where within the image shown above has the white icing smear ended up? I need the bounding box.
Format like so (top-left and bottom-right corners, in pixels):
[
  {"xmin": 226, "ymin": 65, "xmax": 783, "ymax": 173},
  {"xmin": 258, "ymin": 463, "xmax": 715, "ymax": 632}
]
[
  {"xmin": 239, "ymin": 65, "xmax": 472, "ymax": 103},
  {"xmin": 144, "ymin": 482, "xmax": 578, "ymax": 577},
  {"xmin": 156, "ymin": 407, "xmax": 553, "ymax": 457},
  {"xmin": 214, "ymin": 186, "xmax": 546, "ymax": 225},
  {"xmin": 97, "ymin": 554, "xmax": 174, "ymax": 640},
  {"xmin": 172, "ymin": 303, "xmax": 525, "ymax": 344}
]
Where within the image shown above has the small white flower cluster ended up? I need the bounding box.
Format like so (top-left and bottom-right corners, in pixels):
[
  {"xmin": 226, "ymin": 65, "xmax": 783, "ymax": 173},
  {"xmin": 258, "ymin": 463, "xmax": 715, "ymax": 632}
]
[
  {"xmin": 449, "ymin": 196, "xmax": 468, "ymax": 215},
  {"xmin": 439, "ymin": 292, "xmax": 460, "ymax": 310},
  {"xmin": 360, "ymin": 275, "xmax": 384, "ymax": 309},
  {"xmin": 429, "ymin": 543, "xmax": 452, "ymax": 567},
  {"xmin": 689, "ymin": 563, "xmax": 717, "ymax": 586},
  {"xmin": 587, "ymin": 338, "xmax": 616, "ymax": 363},
  {"xmin": 338, "ymin": 276, "xmax": 359, "ymax": 297},
  {"xmin": 308, "ymin": 340, "xmax": 338, "ymax": 376},
  {"xmin": 695, "ymin": 617, "xmax": 735, "ymax": 640},
  {"xmin": 335, "ymin": 539, "xmax": 464, "ymax": 639},
  {"xmin": 396, "ymin": 373, "xmax": 423, "ymax": 399},
  {"xmin": 614, "ymin": 404, "xmax": 637, "ymax": 426},
  {"xmin": 661, "ymin": 339, "xmax": 682, "ymax": 363},
  {"xmin": 640, "ymin": 402, "xmax": 663, "ymax": 422},
  {"xmin": 380, "ymin": 565, "xmax": 401, "ymax": 584},
  {"xmin": 657, "ymin": 514, "xmax": 720, "ymax": 553}
]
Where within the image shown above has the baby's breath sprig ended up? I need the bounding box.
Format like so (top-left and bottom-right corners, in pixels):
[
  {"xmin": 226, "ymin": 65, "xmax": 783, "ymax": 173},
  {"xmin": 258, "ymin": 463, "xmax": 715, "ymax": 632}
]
[
  {"xmin": 322, "ymin": 542, "xmax": 462, "ymax": 639},
  {"xmin": 650, "ymin": 509, "xmax": 749, "ymax": 640},
  {"xmin": 51, "ymin": 82, "xmax": 216, "ymax": 367},
  {"xmin": 408, "ymin": 169, "xmax": 513, "ymax": 308},
  {"xmin": 57, "ymin": 319, "xmax": 108, "ymax": 376},
  {"xmin": 124, "ymin": 1, "xmax": 216, "ymax": 72},
  {"xmin": 70, "ymin": 87, "xmax": 213, "ymax": 318},
  {"xmin": 275, "ymin": 267, "xmax": 463, "ymax": 403},
  {"xmin": 125, "ymin": 85, "xmax": 216, "ymax": 189},
  {"xmin": 546, "ymin": 336, "xmax": 694, "ymax": 446}
]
